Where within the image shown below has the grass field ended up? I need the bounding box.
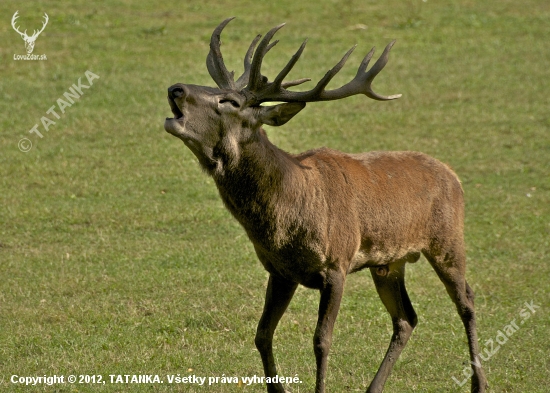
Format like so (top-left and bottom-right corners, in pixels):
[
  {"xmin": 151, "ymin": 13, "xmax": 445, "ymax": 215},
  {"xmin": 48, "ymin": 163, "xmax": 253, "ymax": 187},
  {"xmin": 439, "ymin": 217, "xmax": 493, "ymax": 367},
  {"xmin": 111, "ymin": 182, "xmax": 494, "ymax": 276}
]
[{"xmin": 1, "ymin": 0, "xmax": 549, "ymax": 392}]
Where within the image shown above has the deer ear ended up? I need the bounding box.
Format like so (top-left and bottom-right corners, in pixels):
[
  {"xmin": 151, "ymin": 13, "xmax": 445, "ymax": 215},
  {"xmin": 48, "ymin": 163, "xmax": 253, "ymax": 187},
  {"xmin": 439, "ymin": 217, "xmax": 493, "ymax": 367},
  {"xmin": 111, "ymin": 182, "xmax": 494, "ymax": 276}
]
[{"xmin": 258, "ymin": 102, "xmax": 306, "ymax": 126}]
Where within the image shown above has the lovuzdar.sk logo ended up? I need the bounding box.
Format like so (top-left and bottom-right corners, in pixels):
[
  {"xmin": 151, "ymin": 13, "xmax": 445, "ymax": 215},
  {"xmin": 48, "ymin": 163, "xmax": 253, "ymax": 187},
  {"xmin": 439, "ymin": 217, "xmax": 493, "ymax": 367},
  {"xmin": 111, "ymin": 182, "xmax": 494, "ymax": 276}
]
[{"xmin": 11, "ymin": 10, "xmax": 48, "ymax": 61}]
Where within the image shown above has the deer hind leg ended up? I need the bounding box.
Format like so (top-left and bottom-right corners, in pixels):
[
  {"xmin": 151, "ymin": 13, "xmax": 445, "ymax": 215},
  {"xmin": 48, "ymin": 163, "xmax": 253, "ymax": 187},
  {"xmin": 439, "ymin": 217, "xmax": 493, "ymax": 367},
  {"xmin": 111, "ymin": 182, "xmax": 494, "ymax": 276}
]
[
  {"xmin": 366, "ymin": 261, "xmax": 418, "ymax": 393},
  {"xmin": 313, "ymin": 268, "xmax": 346, "ymax": 393},
  {"xmin": 255, "ymin": 274, "xmax": 298, "ymax": 393},
  {"xmin": 423, "ymin": 245, "xmax": 488, "ymax": 393}
]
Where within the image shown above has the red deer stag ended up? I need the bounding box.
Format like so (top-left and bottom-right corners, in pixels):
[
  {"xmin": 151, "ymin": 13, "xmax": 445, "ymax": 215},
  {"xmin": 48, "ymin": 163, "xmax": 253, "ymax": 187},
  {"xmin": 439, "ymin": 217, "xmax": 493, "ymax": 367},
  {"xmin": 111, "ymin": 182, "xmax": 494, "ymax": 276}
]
[{"xmin": 164, "ymin": 17, "xmax": 487, "ymax": 393}]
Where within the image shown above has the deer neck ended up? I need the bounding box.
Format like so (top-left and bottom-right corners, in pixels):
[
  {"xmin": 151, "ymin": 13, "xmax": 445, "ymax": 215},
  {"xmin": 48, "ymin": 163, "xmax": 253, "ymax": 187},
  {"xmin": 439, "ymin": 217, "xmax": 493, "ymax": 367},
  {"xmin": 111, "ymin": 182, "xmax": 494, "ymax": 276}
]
[{"xmin": 211, "ymin": 128, "xmax": 297, "ymax": 241}]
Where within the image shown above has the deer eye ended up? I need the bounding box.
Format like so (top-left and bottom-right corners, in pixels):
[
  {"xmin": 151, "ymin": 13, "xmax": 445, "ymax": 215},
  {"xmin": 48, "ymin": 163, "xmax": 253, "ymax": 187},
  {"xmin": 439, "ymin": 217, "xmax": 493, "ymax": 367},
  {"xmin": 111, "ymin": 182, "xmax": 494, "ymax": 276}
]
[{"xmin": 219, "ymin": 99, "xmax": 240, "ymax": 108}]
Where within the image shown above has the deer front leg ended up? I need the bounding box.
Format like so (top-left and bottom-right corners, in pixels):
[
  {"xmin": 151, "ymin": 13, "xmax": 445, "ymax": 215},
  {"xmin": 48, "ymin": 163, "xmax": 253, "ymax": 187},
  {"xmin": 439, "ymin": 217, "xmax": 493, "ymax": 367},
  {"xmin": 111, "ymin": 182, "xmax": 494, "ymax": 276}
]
[
  {"xmin": 314, "ymin": 269, "xmax": 346, "ymax": 393},
  {"xmin": 256, "ymin": 274, "xmax": 298, "ymax": 393}
]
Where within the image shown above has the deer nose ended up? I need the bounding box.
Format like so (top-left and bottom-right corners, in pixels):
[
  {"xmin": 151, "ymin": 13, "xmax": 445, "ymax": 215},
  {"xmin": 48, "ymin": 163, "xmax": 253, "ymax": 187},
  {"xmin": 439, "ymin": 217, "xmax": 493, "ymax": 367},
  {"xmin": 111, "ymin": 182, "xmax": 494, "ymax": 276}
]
[{"xmin": 168, "ymin": 84, "xmax": 188, "ymax": 100}]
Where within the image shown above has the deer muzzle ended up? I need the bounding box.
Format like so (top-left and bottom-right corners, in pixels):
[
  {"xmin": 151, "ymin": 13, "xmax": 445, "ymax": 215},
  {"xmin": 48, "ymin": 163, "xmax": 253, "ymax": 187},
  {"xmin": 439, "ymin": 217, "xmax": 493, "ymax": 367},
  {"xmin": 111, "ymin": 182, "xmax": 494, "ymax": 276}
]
[
  {"xmin": 167, "ymin": 84, "xmax": 186, "ymax": 119},
  {"xmin": 164, "ymin": 84, "xmax": 189, "ymax": 138}
]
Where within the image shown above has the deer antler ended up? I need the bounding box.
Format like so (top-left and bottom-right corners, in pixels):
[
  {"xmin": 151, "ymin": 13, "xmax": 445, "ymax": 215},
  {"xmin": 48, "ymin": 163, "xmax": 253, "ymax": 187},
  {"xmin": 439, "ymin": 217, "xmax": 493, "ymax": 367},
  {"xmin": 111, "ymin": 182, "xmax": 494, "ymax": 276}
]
[
  {"xmin": 206, "ymin": 17, "xmax": 261, "ymax": 90},
  {"xmin": 242, "ymin": 24, "xmax": 401, "ymax": 105},
  {"xmin": 11, "ymin": 11, "xmax": 27, "ymax": 38},
  {"xmin": 206, "ymin": 19, "xmax": 401, "ymax": 105}
]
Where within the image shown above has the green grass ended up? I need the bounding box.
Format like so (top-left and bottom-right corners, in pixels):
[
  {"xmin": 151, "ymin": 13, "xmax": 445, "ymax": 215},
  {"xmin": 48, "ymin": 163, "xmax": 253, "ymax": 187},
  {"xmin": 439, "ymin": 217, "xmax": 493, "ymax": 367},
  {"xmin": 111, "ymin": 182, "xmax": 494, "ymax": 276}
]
[{"xmin": 1, "ymin": 0, "xmax": 549, "ymax": 392}]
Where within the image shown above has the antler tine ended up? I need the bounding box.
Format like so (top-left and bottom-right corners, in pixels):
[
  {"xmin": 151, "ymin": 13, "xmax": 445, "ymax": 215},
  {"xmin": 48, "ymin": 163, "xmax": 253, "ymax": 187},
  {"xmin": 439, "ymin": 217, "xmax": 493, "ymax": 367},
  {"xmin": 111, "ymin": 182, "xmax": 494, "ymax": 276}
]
[
  {"xmin": 359, "ymin": 40, "xmax": 402, "ymax": 101},
  {"xmin": 272, "ymin": 39, "xmax": 308, "ymax": 87},
  {"xmin": 281, "ymin": 78, "xmax": 311, "ymax": 88},
  {"xmin": 235, "ymin": 34, "xmax": 262, "ymax": 90},
  {"xmin": 207, "ymin": 18, "xmax": 281, "ymax": 91},
  {"xmin": 247, "ymin": 23, "xmax": 286, "ymax": 91},
  {"xmin": 206, "ymin": 17, "xmax": 237, "ymax": 90},
  {"xmin": 241, "ymin": 38, "xmax": 311, "ymax": 105}
]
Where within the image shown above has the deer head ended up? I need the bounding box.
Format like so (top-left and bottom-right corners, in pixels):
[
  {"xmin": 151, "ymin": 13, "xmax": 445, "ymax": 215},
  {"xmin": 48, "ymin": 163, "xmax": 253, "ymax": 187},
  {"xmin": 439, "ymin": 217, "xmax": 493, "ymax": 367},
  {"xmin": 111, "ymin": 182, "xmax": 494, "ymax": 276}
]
[
  {"xmin": 164, "ymin": 17, "xmax": 400, "ymax": 174},
  {"xmin": 11, "ymin": 11, "xmax": 49, "ymax": 54}
]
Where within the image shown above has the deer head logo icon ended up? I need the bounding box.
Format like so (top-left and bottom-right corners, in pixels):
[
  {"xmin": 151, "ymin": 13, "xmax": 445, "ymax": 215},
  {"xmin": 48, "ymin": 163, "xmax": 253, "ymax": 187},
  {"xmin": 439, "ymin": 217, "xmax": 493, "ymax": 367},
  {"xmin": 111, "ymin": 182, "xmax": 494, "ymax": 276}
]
[{"xmin": 11, "ymin": 11, "xmax": 49, "ymax": 54}]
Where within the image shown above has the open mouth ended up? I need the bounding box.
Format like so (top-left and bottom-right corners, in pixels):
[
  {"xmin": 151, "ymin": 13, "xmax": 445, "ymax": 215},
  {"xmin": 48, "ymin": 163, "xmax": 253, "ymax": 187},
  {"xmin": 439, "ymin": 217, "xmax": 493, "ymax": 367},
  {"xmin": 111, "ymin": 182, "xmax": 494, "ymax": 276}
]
[
  {"xmin": 167, "ymin": 96, "xmax": 184, "ymax": 121},
  {"xmin": 164, "ymin": 96, "xmax": 187, "ymax": 137}
]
